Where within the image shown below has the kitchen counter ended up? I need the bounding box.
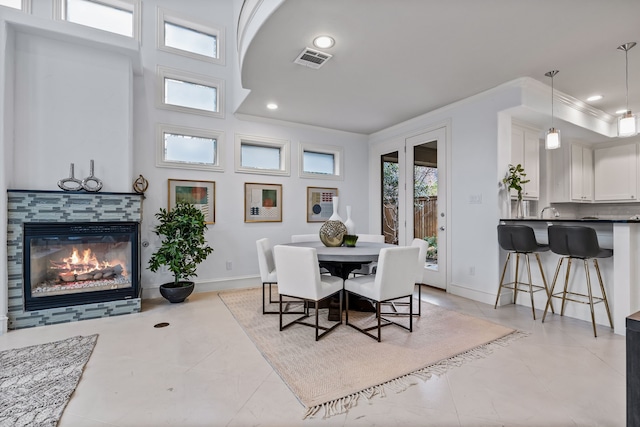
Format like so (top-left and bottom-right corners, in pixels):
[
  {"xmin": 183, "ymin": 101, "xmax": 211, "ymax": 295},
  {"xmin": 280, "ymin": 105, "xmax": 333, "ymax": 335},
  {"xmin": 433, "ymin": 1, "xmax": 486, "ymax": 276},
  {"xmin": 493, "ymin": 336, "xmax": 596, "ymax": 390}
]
[
  {"xmin": 500, "ymin": 217, "xmax": 640, "ymax": 223},
  {"xmin": 497, "ymin": 218, "xmax": 640, "ymax": 335}
]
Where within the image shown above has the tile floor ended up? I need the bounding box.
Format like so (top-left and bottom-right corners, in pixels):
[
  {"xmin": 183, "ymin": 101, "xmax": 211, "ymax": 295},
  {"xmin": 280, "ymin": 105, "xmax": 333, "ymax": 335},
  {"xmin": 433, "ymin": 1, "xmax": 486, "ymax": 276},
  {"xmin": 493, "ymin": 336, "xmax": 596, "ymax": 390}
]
[{"xmin": 0, "ymin": 287, "xmax": 626, "ymax": 427}]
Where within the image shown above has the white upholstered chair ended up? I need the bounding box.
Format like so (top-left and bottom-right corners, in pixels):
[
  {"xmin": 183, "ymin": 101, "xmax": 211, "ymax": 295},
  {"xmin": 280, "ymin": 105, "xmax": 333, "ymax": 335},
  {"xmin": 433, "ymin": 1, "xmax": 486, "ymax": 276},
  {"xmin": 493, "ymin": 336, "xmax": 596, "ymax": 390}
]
[
  {"xmin": 256, "ymin": 238, "xmax": 306, "ymax": 315},
  {"xmin": 350, "ymin": 234, "xmax": 385, "ymax": 276},
  {"xmin": 381, "ymin": 238, "xmax": 429, "ymax": 316},
  {"xmin": 273, "ymin": 245, "xmax": 344, "ymax": 341},
  {"xmin": 344, "ymin": 246, "xmax": 420, "ymax": 342},
  {"xmin": 291, "ymin": 234, "xmax": 320, "ymax": 243}
]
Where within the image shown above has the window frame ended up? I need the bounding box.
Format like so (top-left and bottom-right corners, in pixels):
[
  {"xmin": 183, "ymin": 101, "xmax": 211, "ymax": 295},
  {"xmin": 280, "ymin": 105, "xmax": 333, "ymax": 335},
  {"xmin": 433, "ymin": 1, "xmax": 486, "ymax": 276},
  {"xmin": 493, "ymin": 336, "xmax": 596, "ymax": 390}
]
[
  {"xmin": 54, "ymin": 0, "xmax": 141, "ymax": 41},
  {"xmin": 0, "ymin": 0, "xmax": 31, "ymax": 12},
  {"xmin": 157, "ymin": 7, "xmax": 225, "ymax": 65},
  {"xmin": 299, "ymin": 142, "xmax": 344, "ymax": 180},
  {"xmin": 234, "ymin": 134, "xmax": 290, "ymax": 176},
  {"xmin": 156, "ymin": 123, "xmax": 225, "ymax": 172},
  {"xmin": 156, "ymin": 66, "xmax": 225, "ymax": 118}
]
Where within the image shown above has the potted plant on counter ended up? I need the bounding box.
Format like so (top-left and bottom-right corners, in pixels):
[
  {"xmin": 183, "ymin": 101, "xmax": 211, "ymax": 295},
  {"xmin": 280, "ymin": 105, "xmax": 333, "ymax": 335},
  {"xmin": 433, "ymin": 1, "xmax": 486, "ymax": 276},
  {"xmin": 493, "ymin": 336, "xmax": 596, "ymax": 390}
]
[
  {"xmin": 503, "ymin": 163, "xmax": 530, "ymax": 218},
  {"xmin": 148, "ymin": 202, "xmax": 214, "ymax": 303}
]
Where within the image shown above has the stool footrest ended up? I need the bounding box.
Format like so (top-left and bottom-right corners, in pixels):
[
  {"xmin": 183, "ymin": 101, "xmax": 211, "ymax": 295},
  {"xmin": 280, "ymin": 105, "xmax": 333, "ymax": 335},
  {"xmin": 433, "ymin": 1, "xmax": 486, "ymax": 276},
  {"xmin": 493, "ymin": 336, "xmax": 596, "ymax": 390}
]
[
  {"xmin": 500, "ymin": 281, "xmax": 548, "ymax": 293},
  {"xmin": 550, "ymin": 291, "xmax": 606, "ymax": 305}
]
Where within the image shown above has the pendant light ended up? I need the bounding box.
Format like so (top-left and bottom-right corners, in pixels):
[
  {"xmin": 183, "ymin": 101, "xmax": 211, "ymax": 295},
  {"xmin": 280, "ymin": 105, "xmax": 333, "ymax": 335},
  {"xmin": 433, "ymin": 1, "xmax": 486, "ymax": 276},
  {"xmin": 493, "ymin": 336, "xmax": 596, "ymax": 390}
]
[
  {"xmin": 617, "ymin": 42, "xmax": 638, "ymax": 137},
  {"xmin": 545, "ymin": 70, "xmax": 561, "ymax": 150}
]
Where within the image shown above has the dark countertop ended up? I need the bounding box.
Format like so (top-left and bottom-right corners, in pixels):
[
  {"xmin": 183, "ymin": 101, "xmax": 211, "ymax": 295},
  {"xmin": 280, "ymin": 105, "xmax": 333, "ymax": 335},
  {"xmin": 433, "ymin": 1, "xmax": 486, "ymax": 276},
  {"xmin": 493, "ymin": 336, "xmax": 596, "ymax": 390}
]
[{"xmin": 500, "ymin": 217, "xmax": 640, "ymax": 223}]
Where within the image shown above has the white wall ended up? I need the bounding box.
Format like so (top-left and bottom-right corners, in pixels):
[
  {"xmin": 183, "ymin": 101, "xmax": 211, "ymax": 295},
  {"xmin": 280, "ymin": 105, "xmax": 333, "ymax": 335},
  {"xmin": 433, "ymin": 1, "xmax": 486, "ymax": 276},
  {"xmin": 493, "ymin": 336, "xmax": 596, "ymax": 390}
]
[
  {"xmin": 369, "ymin": 82, "xmax": 524, "ymax": 303},
  {"xmin": 13, "ymin": 31, "xmax": 133, "ymax": 191}
]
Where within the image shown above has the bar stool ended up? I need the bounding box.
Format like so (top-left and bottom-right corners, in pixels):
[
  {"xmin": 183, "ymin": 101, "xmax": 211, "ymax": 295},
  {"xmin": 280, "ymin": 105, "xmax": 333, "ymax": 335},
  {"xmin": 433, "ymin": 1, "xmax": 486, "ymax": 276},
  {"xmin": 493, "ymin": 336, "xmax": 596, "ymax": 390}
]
[
  {"xmin": 495, "ymin": 224, "xmax": 554, "ymax": 319},
  {"xmin": 542, "ymin": 225, "xmax": 613, "ymax": 337}
]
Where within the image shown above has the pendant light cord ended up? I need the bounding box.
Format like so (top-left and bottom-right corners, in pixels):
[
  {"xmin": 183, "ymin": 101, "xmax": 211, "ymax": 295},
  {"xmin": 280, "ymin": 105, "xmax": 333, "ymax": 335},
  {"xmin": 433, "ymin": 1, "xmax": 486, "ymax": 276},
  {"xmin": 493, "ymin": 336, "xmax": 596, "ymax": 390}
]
[{"xmin": 626, "ymin": 48, "xmax": 630, "ymax": 112}]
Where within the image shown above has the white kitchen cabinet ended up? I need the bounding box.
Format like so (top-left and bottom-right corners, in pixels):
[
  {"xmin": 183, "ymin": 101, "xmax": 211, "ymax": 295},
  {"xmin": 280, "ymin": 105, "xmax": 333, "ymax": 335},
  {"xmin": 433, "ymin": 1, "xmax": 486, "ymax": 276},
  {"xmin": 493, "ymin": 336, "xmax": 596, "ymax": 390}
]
[
  {"xmin": 549, "ymin": 142, "xmax": 593, "ymax": 203},
  {"xmin": 594, "ymin": 143, "xmax": 638, "ymax": 201},
  {"xmin": 511, "ymin": 124, "xmax": 539, "ymax": 199}
]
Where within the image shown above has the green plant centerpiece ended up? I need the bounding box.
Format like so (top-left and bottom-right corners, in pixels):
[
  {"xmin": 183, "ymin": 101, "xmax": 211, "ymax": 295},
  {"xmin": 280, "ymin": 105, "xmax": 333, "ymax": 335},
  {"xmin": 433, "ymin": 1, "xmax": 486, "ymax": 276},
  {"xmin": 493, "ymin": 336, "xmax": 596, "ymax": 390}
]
[
  {"xmin": 148, "ymin": 202, "xmax": 214, "ymax": 303},
  {"xmin": 502, "ymin": 163, "xmax": 530, "ymax": 218}
]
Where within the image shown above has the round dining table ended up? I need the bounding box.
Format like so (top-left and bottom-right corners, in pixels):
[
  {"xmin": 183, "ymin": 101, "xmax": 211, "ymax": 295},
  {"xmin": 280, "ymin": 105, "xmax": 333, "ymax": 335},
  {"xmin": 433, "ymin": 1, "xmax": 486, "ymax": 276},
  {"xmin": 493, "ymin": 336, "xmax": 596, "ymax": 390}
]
[
  {"xmin": 283, "ymin": 241, "xmax": 395, "ymax": 279},
  {"xmin": 282, "ymin": 241, "xmax": 395, "ymax": 320}
]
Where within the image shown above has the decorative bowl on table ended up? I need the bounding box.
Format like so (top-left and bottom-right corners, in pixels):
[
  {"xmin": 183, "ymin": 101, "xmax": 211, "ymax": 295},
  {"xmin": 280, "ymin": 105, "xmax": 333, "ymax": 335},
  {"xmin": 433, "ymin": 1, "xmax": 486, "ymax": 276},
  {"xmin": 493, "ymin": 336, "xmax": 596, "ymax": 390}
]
[
  {"xmin": 343, "ymin": 234, "xmax": 358, "ymax": 247},
  {"xmin": 319, "ymin": 220, "xmax": 347, "ymax": 247}
]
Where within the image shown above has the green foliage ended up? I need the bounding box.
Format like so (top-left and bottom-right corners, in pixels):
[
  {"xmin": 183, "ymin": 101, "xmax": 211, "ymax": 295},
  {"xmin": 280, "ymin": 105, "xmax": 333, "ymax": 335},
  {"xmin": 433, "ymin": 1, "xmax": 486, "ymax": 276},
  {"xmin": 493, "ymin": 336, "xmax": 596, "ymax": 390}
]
[
  {"xmin": 502, "ymin": 164, "xmax": 530, "ymax": 201},
  {"xmin": 424, "ymin": 235, "xmax": 437, "ymax": 260},
  {"xmin": 147, "ymin": 203, "xmax": 214, "ymax": 285}
]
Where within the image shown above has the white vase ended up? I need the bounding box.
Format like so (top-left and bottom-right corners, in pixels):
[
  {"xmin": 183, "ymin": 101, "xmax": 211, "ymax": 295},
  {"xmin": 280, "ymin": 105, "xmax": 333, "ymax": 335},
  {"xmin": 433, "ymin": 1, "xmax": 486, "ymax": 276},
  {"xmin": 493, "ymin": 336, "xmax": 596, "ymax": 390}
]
[
  {"xmin": 329, "ymin": 196, "xmax": 342, "ymax": 222},
  {"xmin": 344, "ymin": 205, "xmax": 355, "ymax": 234}
]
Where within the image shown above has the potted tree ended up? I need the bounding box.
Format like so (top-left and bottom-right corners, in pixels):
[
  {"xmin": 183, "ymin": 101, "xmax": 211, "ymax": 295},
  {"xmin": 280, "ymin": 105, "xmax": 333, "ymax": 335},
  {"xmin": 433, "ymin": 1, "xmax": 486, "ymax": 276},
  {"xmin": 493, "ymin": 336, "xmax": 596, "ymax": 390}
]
[
  {"xmin": 148, "ymin": 202, "xmax": 214, "ymax": 303},
  {"xmin": 502, "ymin": 163, "xmax": 530, "ymax": 218}
]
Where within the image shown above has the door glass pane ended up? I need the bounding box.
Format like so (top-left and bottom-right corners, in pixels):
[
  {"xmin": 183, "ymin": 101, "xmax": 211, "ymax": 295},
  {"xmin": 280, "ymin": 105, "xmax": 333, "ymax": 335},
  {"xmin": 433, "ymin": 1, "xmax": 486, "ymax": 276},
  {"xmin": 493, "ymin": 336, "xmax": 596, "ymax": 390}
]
[
  {"xmin": 414, "ymin": 142, "xmax": 438, "ymax": 270},
  {"xmin": 381, "ymin": 151, "xmax": 399, "ymax": 244}
]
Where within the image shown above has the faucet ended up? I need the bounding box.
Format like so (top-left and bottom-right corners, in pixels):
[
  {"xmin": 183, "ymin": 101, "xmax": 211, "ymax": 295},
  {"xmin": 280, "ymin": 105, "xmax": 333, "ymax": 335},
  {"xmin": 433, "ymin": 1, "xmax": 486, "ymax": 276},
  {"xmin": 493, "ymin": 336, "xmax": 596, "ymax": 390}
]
[{"xmin": 540, "ymin": 206, "xmax": 560, "ymax": 219}]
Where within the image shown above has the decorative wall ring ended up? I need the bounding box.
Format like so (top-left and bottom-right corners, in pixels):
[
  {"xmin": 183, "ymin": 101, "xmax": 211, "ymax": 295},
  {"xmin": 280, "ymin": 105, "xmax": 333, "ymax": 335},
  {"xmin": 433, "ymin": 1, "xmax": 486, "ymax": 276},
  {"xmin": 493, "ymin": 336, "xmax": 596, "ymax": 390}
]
[{"xmin": 133, "ymin": 175, "xmax": 149, "ymax": 193}]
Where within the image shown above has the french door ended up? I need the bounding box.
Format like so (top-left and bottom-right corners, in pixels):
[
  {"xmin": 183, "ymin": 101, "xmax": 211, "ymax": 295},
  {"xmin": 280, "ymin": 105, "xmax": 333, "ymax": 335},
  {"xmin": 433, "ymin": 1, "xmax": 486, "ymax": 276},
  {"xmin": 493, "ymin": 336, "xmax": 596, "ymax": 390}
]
[{"xmin": 379, "ymin": 126, "xmax": 448, "ymax": 289}]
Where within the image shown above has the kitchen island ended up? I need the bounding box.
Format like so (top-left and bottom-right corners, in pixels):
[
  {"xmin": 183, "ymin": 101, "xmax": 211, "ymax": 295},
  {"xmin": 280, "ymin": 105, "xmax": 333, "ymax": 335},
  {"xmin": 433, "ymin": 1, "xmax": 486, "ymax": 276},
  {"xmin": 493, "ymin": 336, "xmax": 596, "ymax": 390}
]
[{"xmin": 499, "ymin": 217, "xmax": 640, "ymax": 335}]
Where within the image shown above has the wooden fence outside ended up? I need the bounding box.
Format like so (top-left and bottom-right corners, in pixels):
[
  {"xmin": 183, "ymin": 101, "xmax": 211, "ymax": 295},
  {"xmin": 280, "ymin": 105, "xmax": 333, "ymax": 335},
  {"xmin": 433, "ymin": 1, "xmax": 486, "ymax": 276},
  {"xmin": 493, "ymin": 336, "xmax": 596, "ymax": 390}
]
[{"xmin": 382, "ymin": 196, "xmax": 438, "ymax": 243}]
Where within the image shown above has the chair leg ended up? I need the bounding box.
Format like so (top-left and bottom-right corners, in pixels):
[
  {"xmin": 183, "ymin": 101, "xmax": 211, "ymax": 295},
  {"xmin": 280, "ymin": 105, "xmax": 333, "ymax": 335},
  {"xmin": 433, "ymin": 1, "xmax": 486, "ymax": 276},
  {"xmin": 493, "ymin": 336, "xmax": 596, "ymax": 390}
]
[
  {"xmin": 524, "ymin": 254, "xmax": 536, "ymax": 320},
  {"xmin": 593, "ymin": 259, "xmax": 614, "ymax": 329},
  {"xmin": 584, "ymin": 259, "xmax": 598, "ymax": 337},
  {"xmin": 513, "ymin": 253, "xmax": 521, "ymax": 304},
  {"xmin": 543, "ymin": 257, "xmax": 564, "ymax": 323},
  {"xmin": 561, "ymin": 258, "xmax": 572, "ymax": 316},
  {"xmin": 535, "ymin": 253, "xmax": 554, "ymax": 314},
  {"xmin": 409, "ymin": 293, "xmax": 413, "ymax": 331},
  {"xmin": 495, "ymin": 252, "xmax": 511, "ymax": 309},
  {"xmin": 376, "ymin": 301, "xmax": 381, "ymax": 342},
  {"xmin": 417, "ymin": 283, "xmax": 421, "ymax": 316}
]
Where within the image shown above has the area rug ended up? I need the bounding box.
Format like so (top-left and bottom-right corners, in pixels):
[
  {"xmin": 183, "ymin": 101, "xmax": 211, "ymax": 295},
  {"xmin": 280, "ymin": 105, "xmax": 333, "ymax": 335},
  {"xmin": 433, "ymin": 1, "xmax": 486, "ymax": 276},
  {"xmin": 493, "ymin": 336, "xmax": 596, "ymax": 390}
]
[
  {"xmin": 220, "ymin": 288, "xmax": 524, "ymax": 418},
  {"xmin": 0, "ymin": 334, "xmax": 98, "ymax": 427}
]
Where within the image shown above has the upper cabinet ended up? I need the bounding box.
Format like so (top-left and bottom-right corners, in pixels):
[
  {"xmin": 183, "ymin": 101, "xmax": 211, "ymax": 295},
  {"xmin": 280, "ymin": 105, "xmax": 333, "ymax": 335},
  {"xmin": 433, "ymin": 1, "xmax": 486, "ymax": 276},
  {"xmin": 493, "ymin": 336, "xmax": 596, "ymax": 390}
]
[
  {"xmin": 511, "ymin": 123, "xmax": 540, "ymax": 199},
  {"xmin": 549, "ymin": 142, "xmax": 593, "ymax": 203},
  {"xmin": 594, "ymin": 143, "xmax": 638, "ymax": 202}
]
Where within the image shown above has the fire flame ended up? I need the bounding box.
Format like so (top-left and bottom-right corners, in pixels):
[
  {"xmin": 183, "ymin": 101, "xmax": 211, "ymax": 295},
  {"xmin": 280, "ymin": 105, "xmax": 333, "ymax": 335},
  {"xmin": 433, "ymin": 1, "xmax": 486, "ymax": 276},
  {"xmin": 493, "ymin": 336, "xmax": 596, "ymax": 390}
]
[{"xmin": 58, "ymin": 247, "xmax": 125, "ymax": 276}]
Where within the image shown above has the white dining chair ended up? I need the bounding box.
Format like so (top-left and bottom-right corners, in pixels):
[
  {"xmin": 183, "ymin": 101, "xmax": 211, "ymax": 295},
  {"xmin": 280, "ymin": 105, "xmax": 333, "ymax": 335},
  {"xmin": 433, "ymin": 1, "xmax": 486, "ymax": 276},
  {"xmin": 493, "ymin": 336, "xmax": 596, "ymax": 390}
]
[
  {"xmin": 350, "ymin": 234, "xmax": 385, "ymax": 276},
  {"xmin": 344, "ymin": 246, "xmax": 420, "ymax": 342},
  {"xmin": 291, "ymin": 234, "xmax": 320, "ymax": 243},
  {"xmin": 256, "ymin": 238, "xmax": 306, "ymax": 315},
  {"xmin": 273, "ymin": 245, "xmax": 344, "ymax": 341},
  {"xmin": 380, "ymin": 238, "xmax": 428, "ymax": 316}
]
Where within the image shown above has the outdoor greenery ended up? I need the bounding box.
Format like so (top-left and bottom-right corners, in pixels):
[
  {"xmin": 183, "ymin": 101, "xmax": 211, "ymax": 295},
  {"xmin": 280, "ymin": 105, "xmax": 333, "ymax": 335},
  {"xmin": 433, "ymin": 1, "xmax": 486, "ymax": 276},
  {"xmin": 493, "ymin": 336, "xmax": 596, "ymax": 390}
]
[
  {"xmin": 148, "ymin": 202, "xmax": 214, "ymax": 285},
  {"xmin": 502, "ymin": 163, "xmax": 529, "ymax": 201},
  {"xmin": 424, "ymin": 235, "xmax": 438, "ymax": 260}
]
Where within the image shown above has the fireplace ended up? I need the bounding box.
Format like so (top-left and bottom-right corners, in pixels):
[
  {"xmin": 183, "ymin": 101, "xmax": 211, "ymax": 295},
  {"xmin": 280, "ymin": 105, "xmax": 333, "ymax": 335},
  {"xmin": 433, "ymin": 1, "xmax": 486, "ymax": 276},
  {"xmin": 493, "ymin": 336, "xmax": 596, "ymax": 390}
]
[
  {"xmin": 7, "ymin": 190, "xmax": 143, "ymax": 329},
  {"xmin": 23, "ymin": 222, "xmax": 140, "ymax": 311}
]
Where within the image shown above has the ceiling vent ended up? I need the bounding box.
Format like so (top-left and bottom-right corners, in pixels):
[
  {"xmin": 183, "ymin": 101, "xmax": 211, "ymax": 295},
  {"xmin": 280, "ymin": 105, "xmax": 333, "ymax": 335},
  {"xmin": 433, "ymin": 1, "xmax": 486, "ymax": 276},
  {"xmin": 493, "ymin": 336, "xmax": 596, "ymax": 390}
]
[{"xmin": 294, "ymin": 47, "xmax": 332, "ymax": 69}]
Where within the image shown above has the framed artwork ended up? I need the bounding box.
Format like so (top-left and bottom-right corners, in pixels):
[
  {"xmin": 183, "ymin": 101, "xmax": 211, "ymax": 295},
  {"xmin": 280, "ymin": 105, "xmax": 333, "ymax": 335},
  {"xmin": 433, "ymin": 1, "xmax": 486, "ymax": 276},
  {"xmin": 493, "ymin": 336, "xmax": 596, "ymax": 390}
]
[
  {"xmin": 168, "ymin": 179, "xmax": 215, "ymax": 224},
  {"xmin": 244, "ymin": 182, "xmax": 282, "ymax": 222},
  {"xmin": 306, "ymin": 187, "xmax": 338, "ymax": 222}
]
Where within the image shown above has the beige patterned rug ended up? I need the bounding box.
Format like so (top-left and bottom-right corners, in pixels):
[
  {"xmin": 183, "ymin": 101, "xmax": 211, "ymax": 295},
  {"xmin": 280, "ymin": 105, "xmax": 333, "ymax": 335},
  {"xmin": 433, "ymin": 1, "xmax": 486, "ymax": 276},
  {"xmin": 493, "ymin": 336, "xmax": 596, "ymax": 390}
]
[
  {"xmin": 220, "ymin": 288, "xmax": 523, "ymax": 418},
  {"xmin": 0, "ymin": 334, "xmax": 98, "ymax": 427}
]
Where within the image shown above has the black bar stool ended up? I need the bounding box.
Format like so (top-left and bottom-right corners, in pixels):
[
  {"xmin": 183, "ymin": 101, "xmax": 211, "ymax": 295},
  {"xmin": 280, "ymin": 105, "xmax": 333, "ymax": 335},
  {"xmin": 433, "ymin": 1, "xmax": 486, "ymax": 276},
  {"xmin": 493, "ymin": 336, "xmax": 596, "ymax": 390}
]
[
  {"xmin": 495, "ymin": 224, "xmax": 554, "ymax": 319},
  {"xmin": 542, "ymin": 225, "xmax": 613, "ymax": 337}
]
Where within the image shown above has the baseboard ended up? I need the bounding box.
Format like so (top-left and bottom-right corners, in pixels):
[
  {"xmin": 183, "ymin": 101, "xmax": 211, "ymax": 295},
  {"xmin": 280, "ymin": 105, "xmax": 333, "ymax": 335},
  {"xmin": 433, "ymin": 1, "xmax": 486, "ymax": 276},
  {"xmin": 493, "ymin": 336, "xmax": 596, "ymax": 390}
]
[
  {"xmin": 447, "ymin": 283, "xmax": 503, "ymax": 306},
  {"xmin": 141, "ymin": 275, "xmax": 260, "ymax": 300}
]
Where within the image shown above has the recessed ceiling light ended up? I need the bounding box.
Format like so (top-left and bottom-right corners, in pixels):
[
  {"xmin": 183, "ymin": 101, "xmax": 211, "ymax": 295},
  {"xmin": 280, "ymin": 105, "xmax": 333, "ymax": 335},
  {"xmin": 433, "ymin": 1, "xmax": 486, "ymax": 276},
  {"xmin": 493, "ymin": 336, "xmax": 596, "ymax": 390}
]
[
  {"xmin": 586, "ymin": 95, "xmax": 603, "ymax": 102},
  {"xmin": 313, "ymin": 35, "xmax": 335, "ymax": 49},
  {"xmin": 266, "ymin": 103, "xmax": 278, "ymax": 110}
]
